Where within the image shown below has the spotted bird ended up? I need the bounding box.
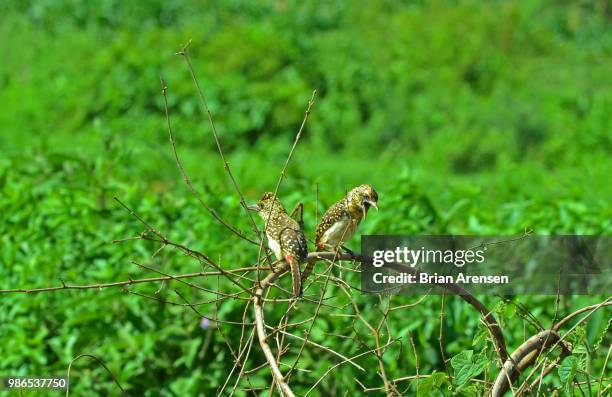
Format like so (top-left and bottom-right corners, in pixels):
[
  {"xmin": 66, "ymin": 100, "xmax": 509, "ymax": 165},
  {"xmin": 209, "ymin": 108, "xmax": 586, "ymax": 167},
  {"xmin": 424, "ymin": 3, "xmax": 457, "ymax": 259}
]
[
  {"xmin": 248, "ymin": 192, "xmax": 309, "ymax": 298},
  {"xmin": 302, "ymin": 184, "xmax": 378, "ymax": 282}
]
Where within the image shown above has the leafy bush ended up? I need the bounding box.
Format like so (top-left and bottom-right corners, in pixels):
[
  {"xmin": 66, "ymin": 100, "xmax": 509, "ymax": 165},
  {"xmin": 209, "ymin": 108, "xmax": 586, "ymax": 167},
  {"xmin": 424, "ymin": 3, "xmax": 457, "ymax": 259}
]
[{"xmin": 0, "ymin": 1, "xmax": 610, "ymax": 395}]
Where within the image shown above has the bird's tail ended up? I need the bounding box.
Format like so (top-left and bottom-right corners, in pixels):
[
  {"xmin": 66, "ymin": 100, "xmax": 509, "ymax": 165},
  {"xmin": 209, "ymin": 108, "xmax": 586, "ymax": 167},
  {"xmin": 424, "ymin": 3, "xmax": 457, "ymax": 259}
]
[{"xmin": 288, "ymin": 257, "xmax": 302, "ymax": 298}]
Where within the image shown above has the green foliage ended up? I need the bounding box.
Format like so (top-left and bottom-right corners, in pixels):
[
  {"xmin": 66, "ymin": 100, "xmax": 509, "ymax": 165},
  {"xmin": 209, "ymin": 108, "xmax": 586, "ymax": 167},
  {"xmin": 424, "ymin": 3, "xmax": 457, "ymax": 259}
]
[
  {"xmin": 450, "ymin": 350, "xmax": 488, "ymax": 390},
  {"xmin": 1, "ymin": 0, "xmax": 612, "ymax": 200},
  {"xmin": 0, "ymin": 0, "xmax": 611, "ymax": 395},
  {"xmin": 558, "ymin": 356, "xmax": 579, "ymax": 394},
  {"xmin": 416, "ymin": 371, "xmax": 450, "ymax": 397}
]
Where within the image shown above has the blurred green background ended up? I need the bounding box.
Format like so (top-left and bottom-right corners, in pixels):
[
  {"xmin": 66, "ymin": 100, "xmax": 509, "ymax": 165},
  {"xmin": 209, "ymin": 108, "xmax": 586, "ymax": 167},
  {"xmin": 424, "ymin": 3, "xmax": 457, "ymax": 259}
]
[{"xmin": 0, "ymin": 0, "xmax": 610, "ymax": 396}]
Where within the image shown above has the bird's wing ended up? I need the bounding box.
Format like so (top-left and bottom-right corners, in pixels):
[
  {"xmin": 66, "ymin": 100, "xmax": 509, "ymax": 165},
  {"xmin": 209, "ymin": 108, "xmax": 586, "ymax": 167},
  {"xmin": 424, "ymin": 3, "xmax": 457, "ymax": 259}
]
[
  {"xmin": 315, "ymin": 199, "xmax": 348, "ymax": 244},
  {"xmin": 278, "ymin": 213, "xmax": 309, "ymax": 259}
]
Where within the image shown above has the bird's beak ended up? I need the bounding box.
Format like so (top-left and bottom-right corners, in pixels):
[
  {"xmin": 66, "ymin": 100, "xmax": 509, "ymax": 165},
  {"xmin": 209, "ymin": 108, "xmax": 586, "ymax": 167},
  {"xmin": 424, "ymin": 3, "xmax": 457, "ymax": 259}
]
[
  {"xmin": 247, "ymin": 204, "xmax": 260, "ymax": 212},
  {"xmin": 365, "ymin": 200, "xmax": 378, "ymax": 211}
]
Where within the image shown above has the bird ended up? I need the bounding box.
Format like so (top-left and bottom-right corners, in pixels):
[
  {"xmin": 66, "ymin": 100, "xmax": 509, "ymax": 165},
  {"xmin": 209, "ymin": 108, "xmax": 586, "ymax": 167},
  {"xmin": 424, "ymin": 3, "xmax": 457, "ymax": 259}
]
[
  {"xmin": 302, "ymin": 184, "xmax": 378, "ymax": 283},
  {"xmin": 248, "ymin": 192, "xmax": 309, "ymax": 298}
]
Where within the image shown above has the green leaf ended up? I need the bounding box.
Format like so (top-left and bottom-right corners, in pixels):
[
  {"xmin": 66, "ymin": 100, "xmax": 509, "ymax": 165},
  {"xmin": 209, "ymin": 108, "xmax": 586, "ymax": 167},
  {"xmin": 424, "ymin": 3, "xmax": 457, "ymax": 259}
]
[
  {"xmin": 472, "ymin": 327, "xmax": 488, "ymax": 347},
  {"xmin": 451, "ymin": 350, "xmax": 488, "ymax": 389},
  {"xmin": 568, "ymin": 324, "xmax": 587, "ymax": 346},
  {"xmin": 558, "ymin": 356, "xmax": 578, "ymax": 391},
  {"xmin": 572, "ymin": 344, "xmax": 587, "ymax": 355},
  {"xmin": 417, "ymin": 372, "xmax": 448, "ymax": 397}
]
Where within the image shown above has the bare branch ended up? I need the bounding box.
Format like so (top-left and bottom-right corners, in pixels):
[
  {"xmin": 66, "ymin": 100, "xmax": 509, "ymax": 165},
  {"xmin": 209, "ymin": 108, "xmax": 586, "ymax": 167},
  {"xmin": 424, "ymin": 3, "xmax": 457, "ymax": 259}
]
[
  {"xmin": 159, "ymin": 77, "xmax": 257, "ymax": 245},
  {"xmin": 65, "ymin": 354, "xmax": 128, "ymax": 397},
  {"xmin": 177, "ymin": 42, "xmax": 262, "ymax": 242},
  {"xmin": 253, "ymin": 264, "xmax": 296, "ymax": 397},
  {"xmin": 553, "ymin": 299, "xmax": 612, "ymax": 331}
]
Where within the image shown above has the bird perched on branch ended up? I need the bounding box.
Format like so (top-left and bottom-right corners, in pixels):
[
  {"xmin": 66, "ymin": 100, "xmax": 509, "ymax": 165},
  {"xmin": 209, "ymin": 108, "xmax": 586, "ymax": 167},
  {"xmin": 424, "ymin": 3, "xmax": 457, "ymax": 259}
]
[
  {"xmin": 316, "ymin": 184, "xmax": 378, "ymax": 251},
  {"xmin": 248, "ymin": 192, "xmax": 308, "ymax": 298},
  {"xmin": 302, "ymin": 184, "xmax": 378, "ymax": 282}
]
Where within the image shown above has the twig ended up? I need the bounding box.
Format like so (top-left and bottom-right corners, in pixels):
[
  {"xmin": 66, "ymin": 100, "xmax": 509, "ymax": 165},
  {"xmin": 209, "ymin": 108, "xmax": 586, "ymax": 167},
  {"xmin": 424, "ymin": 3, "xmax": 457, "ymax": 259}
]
[
  {"xmin": 65, "ymin": 354, "xmax": 128, "ymax": 397},
  {"xmin": 131, "ymin": 260, "xmax": 252, "ymax": 297},
  {"xmin": 274, "ymin": 329, "xmax": 365, "ymax": 372},
  {"xmin": 553, "ymin": 300, "xmax": 612, "ymax": 331},
  {"xmin": 255, "ymin": 90, "xmax": 316, "ymax": 285},
  {"xmin": 159, "ymin": 77, "xmax": 257, "ymax": 245},
  {"xmin": 177, "ymin": 42, "xmax": 262, "ymax": 242},
  {"xmin": 408, "ymin": 332, "xmax": 420, "ymax": 396},
  {"xmin": 0, "ymin": 271, "xmax": 243, "ymax": 294},
  {"xmin": 113, "ymin": 196, "xmax": 254, "ymax": 296},
  {"xmin": 438, "ymin": 294, "xmax": 450, "ymax": 374},
  {"xmin": 309, "ymin": 251, "xmax": 510, "ymax": 364},
  {"xmin": 306, "ymin": 340, "xmax": 397, "ymax": 397}
]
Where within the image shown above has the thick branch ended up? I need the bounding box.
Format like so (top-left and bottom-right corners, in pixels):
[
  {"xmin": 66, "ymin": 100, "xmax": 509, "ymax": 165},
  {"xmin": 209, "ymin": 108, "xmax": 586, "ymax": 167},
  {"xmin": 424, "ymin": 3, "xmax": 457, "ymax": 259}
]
[
  {"xmin": 492, "ymin": 297, "xmax": 611, "ymax": 396},
  {"xmin": 253, "ymin": 263, "xmax": 296, "ymax": 397},
  {"xmin": 491, "ymin": 330, "xmax": 570, "ymax": 397}
]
